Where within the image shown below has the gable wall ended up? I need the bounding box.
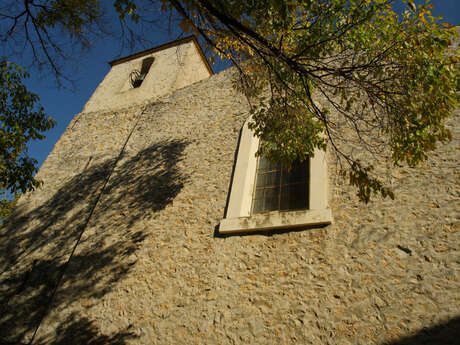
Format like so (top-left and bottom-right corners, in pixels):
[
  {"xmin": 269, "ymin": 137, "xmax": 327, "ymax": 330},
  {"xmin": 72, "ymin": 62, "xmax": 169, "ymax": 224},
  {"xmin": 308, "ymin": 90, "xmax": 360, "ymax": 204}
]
[
  {"xmin": 1, "ymin": 64, "xmax": 459, "ymax": 345},
  {"xmin": 173, "ymin": 40, "xmax": 214, "ymax": 91}
]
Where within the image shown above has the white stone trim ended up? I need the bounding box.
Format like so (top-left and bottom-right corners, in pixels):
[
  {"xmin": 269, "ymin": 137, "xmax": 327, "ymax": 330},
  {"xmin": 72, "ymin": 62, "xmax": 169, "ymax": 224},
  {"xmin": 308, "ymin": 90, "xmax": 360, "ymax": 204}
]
[
  {"xmin": 225, "ymin": 119, "xmax": 260, "ymax": 218},
  {"xmin": 220, "ymin": 118, "xmax": 332, "ymax": 234},
  {"xmin": 309, "ymin": 148, "xmax": 329, "ymax": 210},
  {"xmin": 220, "ymin": 209, "xmax": 332, "ymax": 233}
]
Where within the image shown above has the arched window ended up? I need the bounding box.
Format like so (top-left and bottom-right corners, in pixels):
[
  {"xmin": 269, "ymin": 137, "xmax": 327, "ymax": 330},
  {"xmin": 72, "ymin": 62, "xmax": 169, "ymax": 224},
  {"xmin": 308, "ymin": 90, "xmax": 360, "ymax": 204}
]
[
  {"xmin": 130, "ymin": 57, "xmax": 155, "ymax": 88},
  {"xmin": 219, "ymin": 118, "xmax": 332, "ymax": 234}
]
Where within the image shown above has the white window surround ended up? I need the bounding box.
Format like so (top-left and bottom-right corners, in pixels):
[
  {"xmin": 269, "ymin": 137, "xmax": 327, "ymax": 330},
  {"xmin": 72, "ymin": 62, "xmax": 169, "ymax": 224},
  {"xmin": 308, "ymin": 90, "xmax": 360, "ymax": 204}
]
[{"xmin": 219, "ymin": 118, "xmax": 333, "ymax": 234}]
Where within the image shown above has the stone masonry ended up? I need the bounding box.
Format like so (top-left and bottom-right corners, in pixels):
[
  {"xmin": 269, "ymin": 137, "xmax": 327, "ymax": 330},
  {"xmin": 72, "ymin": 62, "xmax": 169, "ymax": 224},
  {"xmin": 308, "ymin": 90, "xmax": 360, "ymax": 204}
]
[{"xmin": 0, "ymin": 36, "xmax": 459, "ymax": 345}]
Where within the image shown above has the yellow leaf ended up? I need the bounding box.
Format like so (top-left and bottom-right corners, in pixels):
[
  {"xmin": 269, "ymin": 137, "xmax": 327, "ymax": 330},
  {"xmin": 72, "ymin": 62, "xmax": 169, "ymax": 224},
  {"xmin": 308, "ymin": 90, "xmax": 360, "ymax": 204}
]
[{"xmin": 179, "ymin": 19, "xmax": 191, "ymax": 34}]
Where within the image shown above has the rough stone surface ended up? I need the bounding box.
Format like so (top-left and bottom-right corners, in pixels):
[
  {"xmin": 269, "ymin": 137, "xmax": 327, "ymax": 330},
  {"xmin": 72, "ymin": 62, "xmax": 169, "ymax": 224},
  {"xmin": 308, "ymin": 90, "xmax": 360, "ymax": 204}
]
[{"xmin": 1, "ymin": 48, "xmax": 459, "ymax": 344}]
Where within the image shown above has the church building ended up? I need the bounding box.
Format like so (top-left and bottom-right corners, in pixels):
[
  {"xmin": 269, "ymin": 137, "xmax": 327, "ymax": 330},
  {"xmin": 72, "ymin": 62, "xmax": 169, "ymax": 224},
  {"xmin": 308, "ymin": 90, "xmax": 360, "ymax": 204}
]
[{"xmin": 1, "ymin": 35, "xmax": 458, "ymax": 345}]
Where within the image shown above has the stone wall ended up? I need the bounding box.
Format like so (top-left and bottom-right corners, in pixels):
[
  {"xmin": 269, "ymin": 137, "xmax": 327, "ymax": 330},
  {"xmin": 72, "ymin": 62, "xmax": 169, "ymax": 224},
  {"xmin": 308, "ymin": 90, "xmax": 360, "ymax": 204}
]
[
  {"xmin": 1, "ymin": 65, "xmax": 458, "ymax": 345},
  {"xmin": 173, "ymin": 41, "xmax": 213, "ymax": 91}
]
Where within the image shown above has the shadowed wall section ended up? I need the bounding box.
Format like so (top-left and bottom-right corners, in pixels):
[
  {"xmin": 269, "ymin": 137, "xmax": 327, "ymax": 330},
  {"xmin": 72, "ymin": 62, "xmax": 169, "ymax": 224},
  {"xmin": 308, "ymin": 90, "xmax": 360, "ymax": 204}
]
[
  {"xmin": 0, "ymin": 138, "xmax": 189, "ymax": 344},
  {"xmin": 383, "ymin": 316, "xmax": 460, "ymax": 345}
]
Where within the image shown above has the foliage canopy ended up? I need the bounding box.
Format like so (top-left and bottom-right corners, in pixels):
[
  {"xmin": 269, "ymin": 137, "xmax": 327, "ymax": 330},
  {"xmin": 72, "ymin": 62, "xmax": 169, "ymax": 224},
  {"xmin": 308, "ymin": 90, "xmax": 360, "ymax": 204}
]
[
  {"xmin": 164, "ymin": 0, "xmax": 459, "ymax": 202},
  {"xmin": 0, "ymin": 59, "xmax": 55, "ymax": 194},
  {"xmin": 0, "ymin": 0, "xmax": 458, "ymax": 202}
]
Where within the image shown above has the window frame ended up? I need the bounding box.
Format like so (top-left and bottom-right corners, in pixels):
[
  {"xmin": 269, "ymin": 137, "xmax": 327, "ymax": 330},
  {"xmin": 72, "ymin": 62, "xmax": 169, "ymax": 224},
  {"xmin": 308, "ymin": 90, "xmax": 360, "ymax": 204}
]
[{"xmin": 219, "ymin": 118, "xmax": 332, "ymax": 234}]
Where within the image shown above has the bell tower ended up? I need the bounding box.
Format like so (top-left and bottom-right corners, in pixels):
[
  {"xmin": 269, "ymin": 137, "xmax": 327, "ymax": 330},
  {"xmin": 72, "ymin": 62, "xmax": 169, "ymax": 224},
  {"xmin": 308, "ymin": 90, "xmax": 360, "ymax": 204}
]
[{"xmin": 83, "ymin": 36, "xmax": 213, "ymax": 113}]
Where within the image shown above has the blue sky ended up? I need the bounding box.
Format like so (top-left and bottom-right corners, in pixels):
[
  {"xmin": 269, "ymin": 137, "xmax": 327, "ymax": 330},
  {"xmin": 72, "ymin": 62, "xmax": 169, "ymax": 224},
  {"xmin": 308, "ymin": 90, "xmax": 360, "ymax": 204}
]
[{"xmin": 20, "ymin": 0, "xmax": 460, "ymax": 177}]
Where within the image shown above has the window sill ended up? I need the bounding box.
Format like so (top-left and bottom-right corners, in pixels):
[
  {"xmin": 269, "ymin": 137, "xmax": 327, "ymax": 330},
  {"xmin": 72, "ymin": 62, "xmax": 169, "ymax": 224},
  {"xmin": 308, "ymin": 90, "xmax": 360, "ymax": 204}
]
[{"xmin": 219, "ymin": 208, "xmax": 332, "ymax": 234}]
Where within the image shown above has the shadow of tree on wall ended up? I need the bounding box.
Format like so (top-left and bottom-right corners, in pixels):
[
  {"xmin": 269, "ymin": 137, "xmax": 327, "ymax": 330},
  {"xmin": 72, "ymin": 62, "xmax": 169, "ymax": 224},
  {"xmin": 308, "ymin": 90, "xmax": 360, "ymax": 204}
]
[
  {"xmin": 382, "ymin": 316, "xmax": 460, "ymax": 345},
  {"xmin": 1, "ymin": 314, "xmax": 138, "ymax": 345},
  {"xmin": 31, "ymin": 313, "xmax": 138, "ymax": 345},
  {"xmin": 0, "ymin": 140, "xmax": 189, "ymax": 345}
]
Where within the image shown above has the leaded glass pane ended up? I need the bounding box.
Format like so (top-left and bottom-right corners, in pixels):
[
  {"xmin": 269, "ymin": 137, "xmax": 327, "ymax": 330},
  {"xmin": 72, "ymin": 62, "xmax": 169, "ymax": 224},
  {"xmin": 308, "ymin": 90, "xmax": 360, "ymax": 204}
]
[
  {"xmin": 281, "ymin": 161, "xmax": 308, "ymax": 184},
  {"xmin": 256, "ymin": 170, "xmax": 281, "ymax": 188},
  {"xmin": 280, "ymin": 183, "xmax": 308, "ymax": 210},
  {"xmin": 252, "ymin": 195, "xmax": 264, "ymax": 214},
  {"xmin": 258, "ymin": 156, "xmax": 280, "ymax": 172},
  {"xmin": 264, "ymin": 187, "xmax": 280, "ymax": 212},
  {"xmin": 252, "ymin": 156, "xmax": 309, "ymax": 214}
]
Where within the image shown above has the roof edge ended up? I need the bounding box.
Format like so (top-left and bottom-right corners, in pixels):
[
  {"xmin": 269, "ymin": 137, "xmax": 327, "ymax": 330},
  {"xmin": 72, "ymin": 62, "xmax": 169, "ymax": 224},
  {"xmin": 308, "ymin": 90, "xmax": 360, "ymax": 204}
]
[{"xmin": 108, "ymin": 35, "xmax": 214, "ymax": 75}]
